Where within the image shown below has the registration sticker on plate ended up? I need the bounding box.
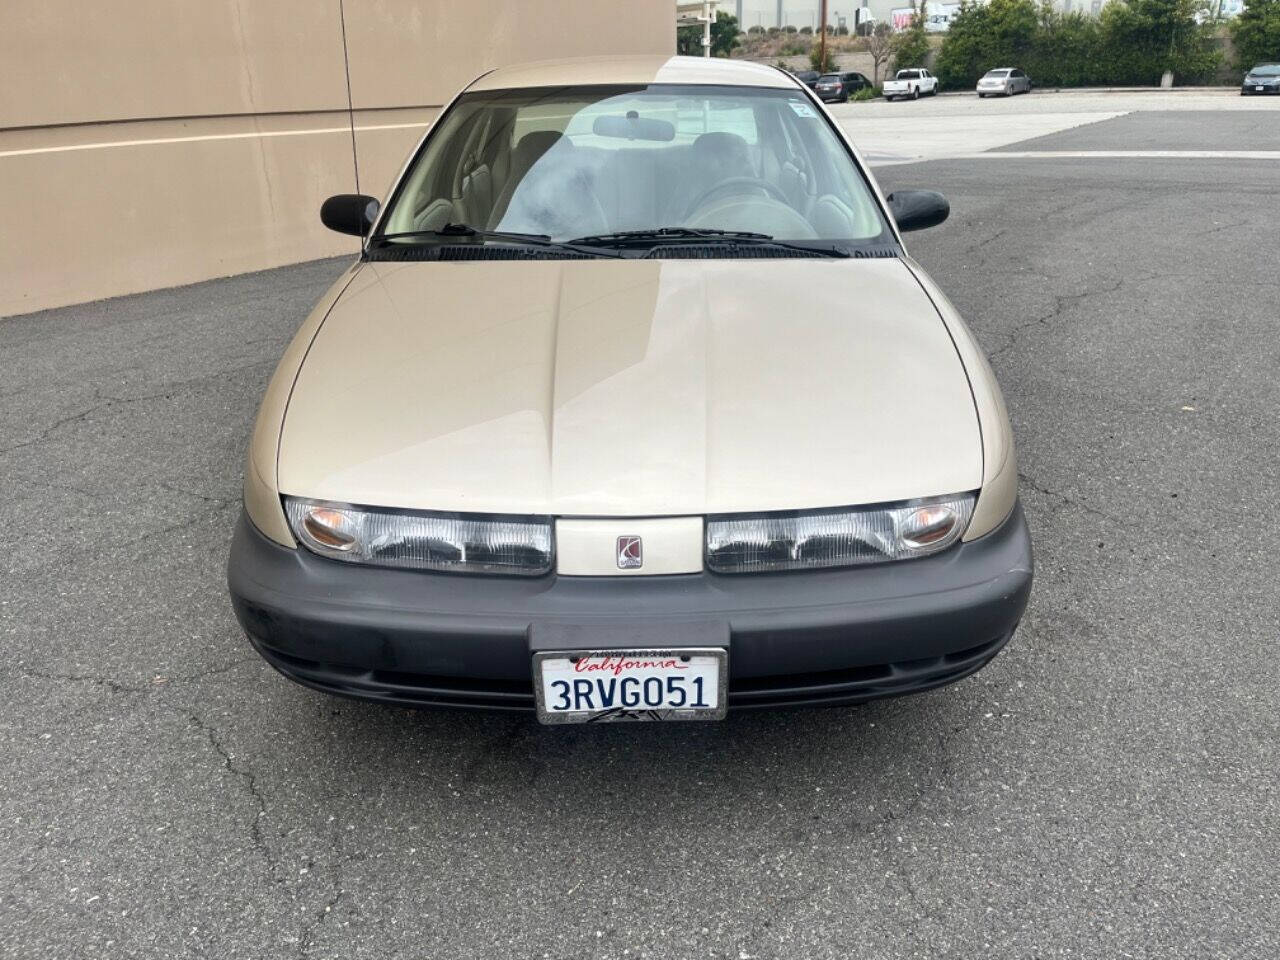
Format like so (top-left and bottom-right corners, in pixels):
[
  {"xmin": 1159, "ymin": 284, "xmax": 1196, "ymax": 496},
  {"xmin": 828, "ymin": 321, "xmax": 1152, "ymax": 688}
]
[{"xmin": 533, "ymin": 649, "xmax": 727, "ymax": 723}]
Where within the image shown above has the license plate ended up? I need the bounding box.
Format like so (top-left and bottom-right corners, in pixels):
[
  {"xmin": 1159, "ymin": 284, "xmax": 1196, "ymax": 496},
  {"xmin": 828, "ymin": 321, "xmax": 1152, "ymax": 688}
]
[{"xmin": 533, "ymin": 648, "xmax": 727, "ymax": 723}]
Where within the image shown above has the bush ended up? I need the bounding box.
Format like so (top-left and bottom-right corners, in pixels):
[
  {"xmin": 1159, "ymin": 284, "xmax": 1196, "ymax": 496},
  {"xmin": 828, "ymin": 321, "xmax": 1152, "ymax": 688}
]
[
  {"xmin": 1229, "ymin": 0, "xmax": 1280, "ymax": 73},
  {"xmin": 1096, "ymin": 0, "xmax": 1220, "ymax": 84},
  {"xmin": 936, "ymin": 0, "xmax": 1220, "ymax": 89},
  {"xmin": 850, "ymin": 85, "xmax": 881, "ymax": 100},
  {"xmin": 810, "ymin": 43, "xmax": 837, "ymax": 72},
  {"xmin": 747, "ymin": 24, "xmax": 765, "ymax": 34},
  {"xmin": 799, "ymin": 25, "xmax": 813, "ymax": 34}
]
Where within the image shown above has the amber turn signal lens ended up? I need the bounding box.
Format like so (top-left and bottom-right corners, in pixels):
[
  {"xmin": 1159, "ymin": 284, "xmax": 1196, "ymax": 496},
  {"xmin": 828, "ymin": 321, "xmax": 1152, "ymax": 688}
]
[
  {"xmin": 302, "ymin": 508, "xmax": 357, "ymax": 551},
  {"xmin": 899, "ymin": 504, "xmax": 958, "ymax": 548}
]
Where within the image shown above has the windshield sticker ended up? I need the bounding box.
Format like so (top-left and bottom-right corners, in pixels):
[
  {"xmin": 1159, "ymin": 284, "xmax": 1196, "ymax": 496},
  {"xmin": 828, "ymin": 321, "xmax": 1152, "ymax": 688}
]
[{"xmin": 788, "ymin": 101, "xmax": 817, "ymax": 118}]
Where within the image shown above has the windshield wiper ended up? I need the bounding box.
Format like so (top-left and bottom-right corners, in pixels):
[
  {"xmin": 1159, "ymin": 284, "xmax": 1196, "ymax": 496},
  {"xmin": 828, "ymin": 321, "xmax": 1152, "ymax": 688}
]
[
  {"xmin": 566, "ymin": 227, "xmax": 850, "ymax": 258},
  {"xmin": 368, "ymin": 223, "xmax": 622, "ymax": 259},
  {"xmin": 569, "ymin": 227, "xmax": 773, "ymax": 244},
  {"xmin": 370, "ymin": 223, "xmax": 557, "ymax": 246}
]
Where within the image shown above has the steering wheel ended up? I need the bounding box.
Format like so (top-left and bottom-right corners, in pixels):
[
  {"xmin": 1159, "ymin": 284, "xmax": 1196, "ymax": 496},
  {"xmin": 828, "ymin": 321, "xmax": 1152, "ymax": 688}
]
[{"xmin": 683, "ymin": 177, "xmax": 791, "ymax": 220}]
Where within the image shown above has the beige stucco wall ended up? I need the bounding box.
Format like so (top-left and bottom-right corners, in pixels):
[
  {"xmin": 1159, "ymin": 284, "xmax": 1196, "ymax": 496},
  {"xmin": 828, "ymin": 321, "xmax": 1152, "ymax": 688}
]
[{"xmin": 0, "ymin": 1, "xmax": 674, "ymax": 317}]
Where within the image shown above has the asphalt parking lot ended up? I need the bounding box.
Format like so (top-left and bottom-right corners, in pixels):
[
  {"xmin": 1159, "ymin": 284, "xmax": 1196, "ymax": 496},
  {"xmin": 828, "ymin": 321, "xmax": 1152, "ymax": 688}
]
[{"xmin": 3, "ymin": 94, "xmax": 1279, "ymax": 959}]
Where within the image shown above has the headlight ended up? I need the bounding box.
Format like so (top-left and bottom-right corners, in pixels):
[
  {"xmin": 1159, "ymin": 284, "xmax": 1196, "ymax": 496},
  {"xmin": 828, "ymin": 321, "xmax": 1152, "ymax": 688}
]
[
  {"xmin": 705, "ymin": 493, "xmax": 975, "ymax": 573},
  {"xmin": 283, "ymin": 497, "xmax": 553, "ymax": 576}
]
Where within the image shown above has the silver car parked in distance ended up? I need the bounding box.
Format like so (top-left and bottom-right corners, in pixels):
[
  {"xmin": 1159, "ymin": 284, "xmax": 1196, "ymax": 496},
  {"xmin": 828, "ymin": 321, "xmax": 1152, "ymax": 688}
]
[{"xmin": 977, "ymin": 67, "xmax": 1032, "ymax": 97}]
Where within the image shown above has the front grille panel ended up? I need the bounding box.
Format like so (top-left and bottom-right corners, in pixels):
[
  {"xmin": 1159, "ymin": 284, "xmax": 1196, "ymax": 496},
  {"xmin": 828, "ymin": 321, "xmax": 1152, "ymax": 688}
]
[{"xmin": 253, "ymin": 630, "xmax": 1012, "ymax": 712}]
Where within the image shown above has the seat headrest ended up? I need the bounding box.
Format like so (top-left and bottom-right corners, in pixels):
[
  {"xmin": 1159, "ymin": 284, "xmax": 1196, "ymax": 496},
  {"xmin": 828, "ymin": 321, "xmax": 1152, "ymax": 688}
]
[
  {"xmin": 691, "ymin": 132, "xmax": 754, "ymax": 177},
  {"xmin": 692, "ymin": 132, "xmax": 750, "ymax": 159},
  {"xmin": 513, "ymin": 131, "xmax": 568, "ymax": 168}
]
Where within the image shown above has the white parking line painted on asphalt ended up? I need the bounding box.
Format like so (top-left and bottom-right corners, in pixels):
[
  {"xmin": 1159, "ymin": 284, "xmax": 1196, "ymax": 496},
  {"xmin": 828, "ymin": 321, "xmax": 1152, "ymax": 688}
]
[
  {"xmin": 869, "ymin": 149, "xmax": 1280, "ymax": 165},
  {"xmin": 841, "ymin": 111, "xmax": 1128, "ymax": 165},
  {"xmin": 837, "ymin": 90, "xmax": 1280, "ymax": 166}
]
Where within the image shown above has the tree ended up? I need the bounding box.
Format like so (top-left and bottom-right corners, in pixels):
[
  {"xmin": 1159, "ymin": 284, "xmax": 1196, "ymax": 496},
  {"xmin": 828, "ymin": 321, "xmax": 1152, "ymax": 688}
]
[
  {"xmin": 935, "ymin": 0, "xmax": 994, "ymax": 87},
  {"xmin": 1097, "ymin": 0, "xmax": 1220, "ymax": 84},
  {"xmin": 1229, "ymin": 0, "xmax": 1280, "ymax": 72},
  {"xmin": 1028, "ymin": 6, "xmax": 1103, "ymax": 86},
  {"xmin": 890, "ymin": 1, "xmax": 933, "ymax": 71},
  {"xmin": 865, "ymin": 22, "xmax": 894, "ymax": 84},
  {"xmin": 676, "ymin": 10, "xmax": 742, "ymax": 57},
  {"xmin": 986, "ymin": 0, "xmax": 1038, "ymax": 58}
]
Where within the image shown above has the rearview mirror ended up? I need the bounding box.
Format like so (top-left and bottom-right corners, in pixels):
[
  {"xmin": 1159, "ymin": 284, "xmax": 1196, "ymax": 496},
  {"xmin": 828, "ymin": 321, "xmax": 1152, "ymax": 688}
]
[
  {"xmin": 321, "ymin": 194, "xmax": 380, "ymax": 237},
  {"xmin": 886, "ymin": 190, "xmax": 950, "ymax": 232},
  {"xmin": 592, "ymin": 114, "xmax": 675, "ymax": 142}
]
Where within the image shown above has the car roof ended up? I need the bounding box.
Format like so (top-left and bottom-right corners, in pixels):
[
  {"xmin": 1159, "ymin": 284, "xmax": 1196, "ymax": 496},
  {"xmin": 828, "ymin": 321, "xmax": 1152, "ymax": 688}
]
[{"xmin": 468, "ymin": 55, "xmax": 799, "ymax": 92}]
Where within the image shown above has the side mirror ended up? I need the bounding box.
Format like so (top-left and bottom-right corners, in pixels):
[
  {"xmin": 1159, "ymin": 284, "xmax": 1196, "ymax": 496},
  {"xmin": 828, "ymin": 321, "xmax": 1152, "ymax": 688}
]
[
  {"xmin": 320, "ymin": 194, "xmax": 380, "ymax": 237},
  {"xmin": 886, "ymin": 190, "xmax": 950, "ymax": 232}
]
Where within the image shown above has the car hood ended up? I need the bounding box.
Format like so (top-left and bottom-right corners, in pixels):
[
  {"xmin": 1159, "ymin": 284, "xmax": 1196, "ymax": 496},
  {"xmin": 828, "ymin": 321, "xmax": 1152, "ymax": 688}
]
[{"xmin": 277, "ymin": 257, "xmax": 982, "ymax": 516}]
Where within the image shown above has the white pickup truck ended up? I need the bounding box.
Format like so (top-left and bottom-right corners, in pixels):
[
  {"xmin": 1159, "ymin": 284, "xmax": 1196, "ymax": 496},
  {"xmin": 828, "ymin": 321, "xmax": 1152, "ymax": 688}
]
[{"xmin": 883, "ymin": 68, "xmax": 938, "ymax": 101}]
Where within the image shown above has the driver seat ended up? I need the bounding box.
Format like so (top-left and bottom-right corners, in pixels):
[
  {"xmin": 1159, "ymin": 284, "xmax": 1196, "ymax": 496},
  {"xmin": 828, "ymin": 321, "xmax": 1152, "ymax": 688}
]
[{"xmin": 667, "ymin": 132, "xmax": 760, "ymax": 223}]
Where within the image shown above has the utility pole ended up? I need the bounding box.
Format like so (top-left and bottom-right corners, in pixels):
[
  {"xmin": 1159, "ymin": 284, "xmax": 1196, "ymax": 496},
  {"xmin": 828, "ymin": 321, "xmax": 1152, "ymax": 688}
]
[{"xmin": 818, "ymin": 0, "xmax": 829, "ymax": 71}]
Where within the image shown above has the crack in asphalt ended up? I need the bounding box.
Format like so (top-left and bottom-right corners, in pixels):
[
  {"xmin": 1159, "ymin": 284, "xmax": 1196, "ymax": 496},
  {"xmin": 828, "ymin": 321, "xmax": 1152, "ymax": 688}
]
[
  {"xmin": 877, "ymin": 729, "xmax": 957, "ymax": 931},
  {"xmin": 184, "ymin": 708, "xmax": 277, "ymax": 876},
  {"xmin": 7, "ymin": 667, "xmax": 150, "ymax": 695},
  {"xmin": 0, "ymin": 387, "xmax": 180, "ymax": 456},
  {"xmin": 0, "ymin": 360, "xmax": 274, "ymax": 459},
  {"xmin": 3, "ymin": 663, "xmax": 284, "ymax": 895},
  {"xmin": 987, "ymin": 275, "xmax": 1127, "ymax": 360},
  {"xmin": 6, "ymin": 656, "xmax": 258, "ymax": 695},
  {"xmin": 296, "ymin": 888, "xmax": 344, "ymax": 959},
  {"xmin": 1017, "ymin": 468, "xmax": 1218, "ymax": 558},
  {"xmin": 1017, "ymin": 470, "xmax": 1128, "ymax": 527},
  {"xmin": 157, "ymin": 480, "xmax": 240, "ymax": 507},
  {"xmin": 963, "ymin": 226, "xmax": 1008, "ymax": 255}
]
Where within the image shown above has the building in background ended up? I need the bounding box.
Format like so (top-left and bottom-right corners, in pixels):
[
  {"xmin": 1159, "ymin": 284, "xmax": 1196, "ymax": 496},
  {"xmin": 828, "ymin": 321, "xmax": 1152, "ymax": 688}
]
[
  {"xmin": 889, "ymin": 1, "xmax": 961, "ymax": 30},
  {"xmin": 0, "ymin": 1, "xmax": 672, "ymax": 316},
  {"xmin": 734, "ymin": 0, "xmax": 903, "ymax": 31}
]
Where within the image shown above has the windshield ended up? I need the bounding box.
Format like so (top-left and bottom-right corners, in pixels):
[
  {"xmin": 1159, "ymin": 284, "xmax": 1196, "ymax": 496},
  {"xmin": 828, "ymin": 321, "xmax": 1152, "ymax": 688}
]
[
  {"xmin": 1249, "ymin": 64, "xmax": 1280, "ymax": 76},
  {"xmin": 377, "ymin": 84, "xmax": 890, "ymax": 249},
  {"xmin": 984, "ymin": 70, "xmax": 1011, "ymax": 78},
  {"xmin": 818, "ymin": 74, "xmax": 840, "ymax": 82},
  {"xmin": 896, "ymin": 70, "xmax": 921, "ymax": 79}
]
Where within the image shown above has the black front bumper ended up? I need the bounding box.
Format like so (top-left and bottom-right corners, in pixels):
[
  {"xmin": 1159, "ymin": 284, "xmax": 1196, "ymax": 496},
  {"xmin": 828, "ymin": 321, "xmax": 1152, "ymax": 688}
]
[{"xmin": 228, "ymin": 503, "xmax": 1033, "ymax": 711}]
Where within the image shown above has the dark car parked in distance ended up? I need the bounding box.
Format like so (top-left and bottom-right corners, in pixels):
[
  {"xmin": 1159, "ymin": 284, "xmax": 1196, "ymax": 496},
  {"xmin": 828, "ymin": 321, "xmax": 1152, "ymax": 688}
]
[
  {"xmin": 793, "ymin": 69, "xmax": 820, "ymax": 90},
  {"xmin": 1242, "ymin": 63, "xmax": 1280, "ymax": 95},
  {"xmin": 814, "ymin": 71, "xmax": 872, "ymax": 102}
]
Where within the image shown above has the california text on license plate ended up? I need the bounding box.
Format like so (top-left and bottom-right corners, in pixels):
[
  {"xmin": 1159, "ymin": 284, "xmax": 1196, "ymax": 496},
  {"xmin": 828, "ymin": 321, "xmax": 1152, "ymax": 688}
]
[{"xmin": 533, "ymin": 649, "xmax": 728, "ymax": 723}]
